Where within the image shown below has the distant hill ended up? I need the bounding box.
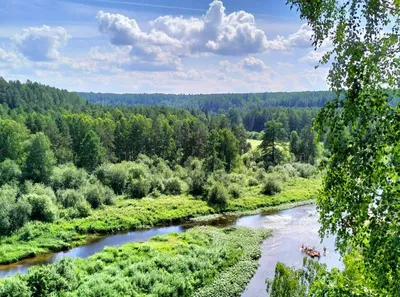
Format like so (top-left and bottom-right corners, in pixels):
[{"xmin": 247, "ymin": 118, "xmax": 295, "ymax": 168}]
[{"xmin": 78, "ymin": 91, "xmax": 336, "ymax": 111}]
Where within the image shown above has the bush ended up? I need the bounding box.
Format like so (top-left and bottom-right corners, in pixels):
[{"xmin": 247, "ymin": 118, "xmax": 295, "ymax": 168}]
[
  {"xmin": 0, "ymin": 159, "xmax": 21, "ymax": 186},
  {"xmin": 95, "ymin": 162, "xmax": 133, "ymax": 195},
  {"xmin": 22, "ymin": 182, "xmax": 57, "ymax": 202},
  {"xmin": 58, "ymin": 189, "xmax": 84, "ymax": 208},
  {"xmin": 150, "ymin": 177, "xmax": 165, "ymax": 194},
  {"xmin": 164, "ymin": 177, "xmax": 185, "ymax": 195},
  {"xmin": 51, "ymin": 163, "xmax": 87, "ymax": 190},
  {"xmin": 186, "ymin": 158, "xmax": 206, "ymax": 196},
  {"xmin": 207, "ymin": 183, "xmax": 229, "ymax": 210},
  {"xmin": 24, "ymin": 193, "xmax": 58, "ymax": 222},
  {"xmin": 0, "ymin": 184, "xmax": 32, "ymax": 235},
  {"xmin": 248, "ymin": 177, "xmax": 259, "ymax": 187},
  {"xmin": 128, "ymin": 164, "xmax": 149, "ymax": 180},
  {"xmin": 70, "ymin": 200, "xmax": 91, "ymax": 218},
  {"xmin": 262, "ymin": 178, "xmax": 282, "ymax": 196},
  {"xmin": 126, "ymin": 178, "xmax": 151, "ymax": 199},
  {"xmin": 293, "ymin": 163, "xmax": 317, "ymax": 178},
  {"xmin": 0, "ymin": 277, "xmax": 31, "ymax": 297},
  {"xmin": 229, "ymin": 184, "xmax": 242, "ymax": 199},
  {"xmin": 83, "ymin": 182, "xmax": 116, "ymax": 209}
]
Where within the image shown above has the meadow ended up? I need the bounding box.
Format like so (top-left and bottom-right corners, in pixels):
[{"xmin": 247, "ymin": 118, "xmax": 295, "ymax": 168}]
[{"xmin": 0, "ymin": 227, "xmax": 271, "ymax": 297}]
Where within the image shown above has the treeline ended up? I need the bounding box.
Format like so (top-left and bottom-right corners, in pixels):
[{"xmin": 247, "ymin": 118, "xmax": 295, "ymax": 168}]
[
  {"xmin": 79, "ymin": 91, "xmax": 335, "ymax": 109},
  {"xmin": 80, "ymin": 91, "xmax": 325, "ymax": 132}
]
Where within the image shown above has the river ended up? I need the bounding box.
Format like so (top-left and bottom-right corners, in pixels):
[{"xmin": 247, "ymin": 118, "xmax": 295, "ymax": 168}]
[{"xmin": 0, "ymin": 204, "xmax": 342, "ymax": 297}]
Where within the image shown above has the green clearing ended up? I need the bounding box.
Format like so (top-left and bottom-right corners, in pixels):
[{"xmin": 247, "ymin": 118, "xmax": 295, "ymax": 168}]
[
  {"xmin": 0, "ymin": 227, "xmax": 271, "ymax": 297},
  {"xmin": 0, "ymin": 177, "xmax": 320, "ymax": 265},
  {"xmin": 247, "ymin": 139, "xmax": 262, "ymax": 150}
]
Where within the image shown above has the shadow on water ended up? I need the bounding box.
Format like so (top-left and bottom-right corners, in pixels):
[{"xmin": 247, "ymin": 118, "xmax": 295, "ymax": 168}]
[{"xmin": 0, "ymin": 204, "xmax": 342, "ymax": 297}]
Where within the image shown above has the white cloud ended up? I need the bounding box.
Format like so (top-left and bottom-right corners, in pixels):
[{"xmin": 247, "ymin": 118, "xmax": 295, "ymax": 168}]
[
  {"xmin": 96, "ymin": 0, "xmax": 287, "ymax": 72},
  {"xmin": 239, "ymin": 57, "xmax": 267, "ymax": 72},
  {"xmin": 13, "ymin": 26, "xmax": 70, "ymax": 61},
  {"xmin": 0, "ymin": 48, "xmax": 25, "ymax": 68},
  {"xmin": 286, "ymin": 24, "xmax": 313, "ymax": 48},
  {"xmin": 300, "ymin": 50, "xmax": 325, "ymax": 65}
]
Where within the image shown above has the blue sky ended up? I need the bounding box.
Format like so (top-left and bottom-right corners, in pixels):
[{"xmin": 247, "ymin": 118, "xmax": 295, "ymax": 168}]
[{"xmin": 0, "ymin": 0, "xmax": 330, "ymax": 93}]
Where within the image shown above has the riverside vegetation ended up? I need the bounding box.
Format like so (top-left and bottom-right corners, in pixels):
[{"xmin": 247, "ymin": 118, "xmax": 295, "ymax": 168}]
[{"xmin": 0, "ymin": 227, "xmax": 270, "ymax": 297}]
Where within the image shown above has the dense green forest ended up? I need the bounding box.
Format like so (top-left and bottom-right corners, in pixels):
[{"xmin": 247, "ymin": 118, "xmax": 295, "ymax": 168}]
[
  {"xmin": 79, "ymin": 91, "xmax": 334, "ymax": 108},
  {"xmin": 79, "ymin": 91, "xmax": 325, "ymax": 132}
]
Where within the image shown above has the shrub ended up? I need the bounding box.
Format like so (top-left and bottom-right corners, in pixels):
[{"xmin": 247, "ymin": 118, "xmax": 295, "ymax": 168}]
[
  {"xmin": 24, "ymin": 193, "xmax": 58, "ymax": 222},
  {"xmin": 126, "ymin": 178, "xmax": 151, "ymax": 199},
  {"xmin": 293, "ymin": 163, "xmax": 317, "ymax": 178},
  {"xmin": 207, "ymin": 183, "xmax": 229, "ymax": 210},
  {"xmin": 22, "ymin": 182, "xmax": 57, "ymax": 202},
  {"xmin": 74, "ymin": 200, "xmax": 91, "ymax": 218},
  {"xmin": 248, "ymin": 177, "xmax": 259, "ymax": 187},
  {"xmin": 0, "ymin": 277, "xmax": 31, "ymax": 297},
  {"xmin": 83, "ymin": 182, "xmax": 116, "ymax": 209},
  {"xmin": 165, "ymin": 177, "xmax": 185, "ymax": 195},
  {"xmin": 229, "ymin": 184, "xmax": 242, "ymax": 199},
  {"xmin": 0, "ymin": 159, "xmax": 21, "ymax": 186},
  {"xmin": 51, "ymin": 163, "xmax": 87, "ymax": 190},
  {"xmin": 95, "ymin": 162, "xmax": 134, "ymax": 195},
  {"xmin": 262, "ymin": 178, "xmax": 282, "ymax": 196},
  {"xmin": 150, "ymin": 177, "xmax": 165, "ymax": 194},
  {"xmin": 58, "ymin": 189, "xmax": 84, "ymax": 208},
  {"xmin": 128, "ymin": 164, "xmax": 149, "ymax": 180},
  {"xmin": 186, "ymin": 158, "xmax": 206, "ymax": 196},
  {"xmin": 0, "ymin": 185, "xmax": 31, "ymax": 235},
  {"xmin": 8, "ymin": 199, "xmax": 32, "ymax": 232}
]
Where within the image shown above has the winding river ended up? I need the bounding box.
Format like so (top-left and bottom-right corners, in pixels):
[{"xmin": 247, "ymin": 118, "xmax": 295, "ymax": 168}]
[{"xmin": 0, "ymin": 204, "xmax": 342, "ymax": 296}]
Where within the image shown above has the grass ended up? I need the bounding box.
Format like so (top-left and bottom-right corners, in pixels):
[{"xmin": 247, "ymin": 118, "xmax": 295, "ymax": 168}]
[
  {"xmin": 247, "ymin": 139, "xmax": 262, "ymax": 150},
  {"xmin": 0, "ymin": 177, "xmax": 320, "ymax": 265},
  {"xmin": 0, "ymin": 227, "xmax": 271, "ymax": 297}
]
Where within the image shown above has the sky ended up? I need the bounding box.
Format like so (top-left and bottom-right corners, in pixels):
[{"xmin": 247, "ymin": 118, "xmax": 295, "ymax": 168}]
[{"xmin": 0, "ymin": 0, "xmax": 331, "ymax": 94}]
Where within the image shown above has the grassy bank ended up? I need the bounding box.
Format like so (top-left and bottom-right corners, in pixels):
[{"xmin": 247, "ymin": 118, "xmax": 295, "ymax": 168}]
[
  {"xmin": 0, "ymin": 227, "xmax": 271, "ymax": 297},
  {"xmin": 0, "ymin": 178, "xmax": 320, "ymax": 265}
]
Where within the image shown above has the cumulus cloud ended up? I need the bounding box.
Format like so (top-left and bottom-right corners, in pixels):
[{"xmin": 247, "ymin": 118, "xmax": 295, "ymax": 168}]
[
  {"xmin": 96, "ymin": 0, "xmax": 284, "ymax": 71},
  {"xmin": 0, "ymin": 48, "xmax": 24, "ymax": 68},
  {"xmin": 239, "ymin": 57, "xmax": 267, "ymax": 72},
  {"xmin": 13, "ymin": 26, "xmax": 70, "ymax": 61},
  {"xmin": 299, "ymin": 50, "xmax": 326, "ymax": 65}
]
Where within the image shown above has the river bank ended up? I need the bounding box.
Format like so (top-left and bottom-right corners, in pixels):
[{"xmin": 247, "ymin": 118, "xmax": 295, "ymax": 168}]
[{"xmin": 0, "ymin": 178, "xmax": 320, "ymax": 266}]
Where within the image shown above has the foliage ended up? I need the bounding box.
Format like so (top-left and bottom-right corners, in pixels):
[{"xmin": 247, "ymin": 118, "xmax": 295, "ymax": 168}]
[
  {"xmin": 82, "ymin": 181, "xmax": 115, "ymax": 209},
  {"xmin": 24, "ymin": 194, "xmax": 58, "ymax": 223},
  {"xmin": 164, "ymin": 177, "xmax": 185, "ymax": 195},
  {"xmin": 57, "ymin": 189, "xmax": 84, "ymax": 209},
  {"xmin": 23, "ymin": 133, "xmax": 56, "ymax": 184},
  {"xmin": 262, "ymin": 177, "xmax": 282, "ymax": 196},
  {"xmin": 206, "ymin": 183, "xmax": 229, "ymax": 211},
  {"xmin": 0, "ymin": 184, "xmax": 31, "ymax": 235},
  {"xmin": 0, "ymin": 159, "xmax": 21, "ymax": 186},
  {"xmin": 266, "ymin": 262, "xmax": 306, "ymax": 297},
  {"xmin": 288, "ymin": 1, "xmax": 400, "ymax": 293},
  {"xmin": 261, "ymin": 120, "xmax": 287, "ymax": 166},
  {"xmin": 126, "ymin": 178, "xmax": 151, "ymax": 199},
  {"xmin": 50, "ymin": 163, "xmax": 87, "ymax": 190},
  {"xmin": 0, "ymin": 227, "xmax": 270, "ymax": 297}
]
